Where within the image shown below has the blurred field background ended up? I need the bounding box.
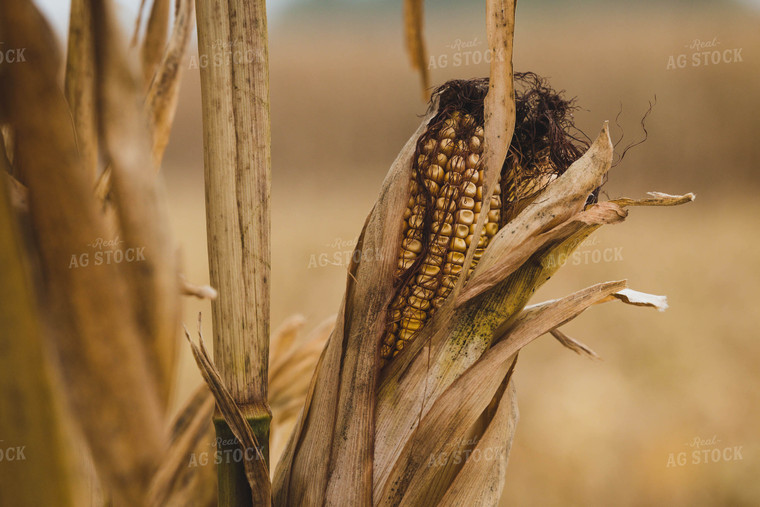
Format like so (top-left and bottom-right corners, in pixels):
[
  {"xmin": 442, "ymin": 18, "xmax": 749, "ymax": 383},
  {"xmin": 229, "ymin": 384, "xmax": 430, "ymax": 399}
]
[{"xmin": 42, "ymin": 0, "xmax": 760, "ymax": 504}]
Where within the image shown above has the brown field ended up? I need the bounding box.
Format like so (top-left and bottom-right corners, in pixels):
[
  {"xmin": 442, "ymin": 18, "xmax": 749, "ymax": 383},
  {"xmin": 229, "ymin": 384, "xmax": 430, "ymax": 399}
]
[{"xmin": 160, "ymin": 3, "xmax": 759, "ymax": 505}]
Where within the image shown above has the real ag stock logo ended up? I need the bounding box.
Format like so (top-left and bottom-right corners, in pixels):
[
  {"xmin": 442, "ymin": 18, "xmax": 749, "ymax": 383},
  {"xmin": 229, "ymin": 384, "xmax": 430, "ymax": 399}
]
[
  {"xmin": 666, "ymin": 37, "xmax": 743, "ymax": 70},
  {"xmin": 0, "ymin": 441, "xmax": 26, "ymax": 462},
  {"xmin": 666, "ymin": 435, "xmax": 744, "ymax": 468},
  {"xmin": 188, "ymin": 37, "xmax": 263, "ymax": 69},
  {"xmin": 428, "ymin": 37, "xmax": 506, "ymax": 70},
  {"xmin": 68, "ymin": 236, "xmax": 146, "ymax": 269},
  {"xmin": 0, "ymin": 42, "xmax": 26, "ymax": 65},
  {"xmin": 307, "ymin": 237, "xmax": 383, "ymax": 269}
]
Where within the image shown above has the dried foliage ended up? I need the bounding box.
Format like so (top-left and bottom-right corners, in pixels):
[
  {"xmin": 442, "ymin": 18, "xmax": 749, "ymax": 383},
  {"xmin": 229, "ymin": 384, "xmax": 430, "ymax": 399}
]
[
  {"xmin": 148, "ymin": 386, "xmax": 216, "ymax": 507},
  {"xmin": 404, "ymin": 0, "xmax": 430, "ymax": 99},
  {"xmin": 269, "ymin": 315, "xmax": 334, "ymax": 468},
  {"xmin": 185, "ymin": 322, "xmax": 271, "ymax": 505},
  {"xmin": 0, "ymin": 141, "xmax": 76, "ymax": 507},
  {"xmin": 0, "ymin": 0, "xmax": 195, "ymax": 504},
  {"xmin": 0, "ymin": 0, "xmax": 696, "ymax": 505}
]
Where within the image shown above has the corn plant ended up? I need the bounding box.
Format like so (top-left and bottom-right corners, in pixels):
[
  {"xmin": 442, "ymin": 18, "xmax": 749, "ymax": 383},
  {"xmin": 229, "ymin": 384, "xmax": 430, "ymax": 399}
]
[{"xmin": 0, "ymin": 0, "xmax": 693, "ymax": 506}]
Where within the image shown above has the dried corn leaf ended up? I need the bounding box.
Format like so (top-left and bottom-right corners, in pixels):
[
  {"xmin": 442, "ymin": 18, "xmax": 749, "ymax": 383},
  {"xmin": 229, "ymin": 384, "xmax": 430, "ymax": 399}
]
[
  {"xmin": 0, "ymin": 150, "xmax": 76, "ymax": 507},
  {"xmin": 64, "ymin": 0, "xmax": 98, "ymax": 181},
  {"xmin": 146, "ymin": 0, "xmax": 195, "ymax": 167},
  {"xmin": 180, "ymin": 275, "xmax": 218, "ymax": 299},
  {"xmin": 3, "ymin": 172, "xmax": 27, "ymax": 215},
  {"xmin": 148, "ymin": 386, "xmax": 215, "ymax": 507},
  {"xmin": 131, "ymin": 0, "xmax": 150, "ymax": 46},
  {"xmin": 141, "ymin": 0, "xmax": 171, "ymax": 89},
  {"xmin": 0, "ymin": 2, "xmax": 166, "ymax": 504},
  {"xmin": 269, "ymin": 315, "xmax": 333, "ymax": 422},
  {"xmin": 604, "ymin": 288, "xmax": 669, "ymax": 311},
  {"xmin": 453, "ymin": 0, "xmax": 516, "ymax": 300},
  {"xmin": 269, "ymin": 314, "xmax": 307, "ymax": 374},
  {"xmin": 95, "ymin": 0, "xmax": 195, "ymax": 201},
  {"xmin": 550, "ymin": 328, "xmax": 600, "ymax": 359},
  {"xmin": 403, "ymin": 0, "xmax": 429, "ymax": 99},
  {"xmin": 185, "ymin": 326, "xmax": 271, "ymax": 505},
  {"xmin": 90, "ymin": 0, "xmax": 181, "ymax": 409},
  {"xmin": 269, "ymin": 315, "xmax": 334, "ymax": 470},
  {"xmin": 612, "ymin": 191, "xmax": 695, "ymax": 208}
]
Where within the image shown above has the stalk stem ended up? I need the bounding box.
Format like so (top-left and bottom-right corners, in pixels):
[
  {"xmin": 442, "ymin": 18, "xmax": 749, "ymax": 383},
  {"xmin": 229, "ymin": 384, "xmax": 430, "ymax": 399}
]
[{"xmin": 195, "ymin": 0, "xmax": 272, "ymax": 504}]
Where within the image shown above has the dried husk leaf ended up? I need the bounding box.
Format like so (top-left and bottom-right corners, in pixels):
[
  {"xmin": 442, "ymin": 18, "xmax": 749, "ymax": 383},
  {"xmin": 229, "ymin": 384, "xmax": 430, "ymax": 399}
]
[
  {"xmin": 550, "ymin": 328, "xmax": 600, "ymax": 359},
  {"xmin": 438, "ymin": 380, "xmax": 518, "ymax": 507},
  {"xmin": 273, "ymin": 117, "xmax": 433, "ymax": 506},
  {"xmin": 611, "ymin": 191, "xmax": 695, "ymax": 208},
  {"xmin": 377, "ymin": 280, "xmax": 626, "ymax": 505},
  {"xmin": 0, "ymin": 2, "xmax": 166, "ymax": 504},
  {"xmin": 458, "ymin": 122, "xmax": 614, "ymax": 304},
  {"xmin": 90, "ymin": 0, "xmax": 181, "ymax": 409},
  {"xmin": 373, "ymin": 225, "xmax": 595, "ymax": 497},
  {"xmin": 605, "ymin": 288, "xmax": 669, "ymax": 311}
]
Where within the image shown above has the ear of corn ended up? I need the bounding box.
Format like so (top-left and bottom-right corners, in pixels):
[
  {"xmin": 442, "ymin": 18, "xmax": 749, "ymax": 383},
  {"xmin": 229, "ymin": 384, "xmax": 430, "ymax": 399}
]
[
  {"xmin": 381, "ymin": 75, "xmax": 588, "ymax": 362},
  {"xmin": 381, "ymin": 112, "xmax": 500, "ymax": 360}
]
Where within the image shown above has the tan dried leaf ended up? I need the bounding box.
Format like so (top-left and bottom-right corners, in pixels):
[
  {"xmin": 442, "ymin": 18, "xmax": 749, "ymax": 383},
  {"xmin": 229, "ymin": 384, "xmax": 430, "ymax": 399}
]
[
  {"xmin": 403, "ymin": 0, "xmax": 430, "ymax": 99},
  {"xmin": 453, "ymin": 0, "xmax": 516, "ymax": 300},
  {"xmin": 0, "ymin": 2, "xmax": 167, "ymax": 504},
  {"xmin": 550, "ymin": 328, "xmax": 601, "ymax": 359},
  {"xmin": 273, "ymin": 116, "xmax": 434, "ymax": 507},
  {"xmin": 91, "ymin": 0, "xmax": 181, "ymax": 408},
  {"xmin": 141, "ymin": 0, "xmax": 171, "ymax": 89},
  {"xmin": 459, "ymin": 122, "xmax": 615, "ymax": 304},
  {"xmin": 438, "ymin": 381, "xmax": 518, "ymax": 506},
  {"xmin": 378, "ymin": 280, "xmax": 626, "ymax": 505},
  {"xmin": 64, "ymin": 0, "xmax": 98, "ymax": 182},
  {"xmin": 148, "ymin": 386, "xmax": 215, "ymax": 507},
  {"xmin": 269, "ymin": 315, "xmax": 334, "ymax": 470},
  {"xmin": 185, "ymin": 324, "xmax": 271, "ymax": 505}
]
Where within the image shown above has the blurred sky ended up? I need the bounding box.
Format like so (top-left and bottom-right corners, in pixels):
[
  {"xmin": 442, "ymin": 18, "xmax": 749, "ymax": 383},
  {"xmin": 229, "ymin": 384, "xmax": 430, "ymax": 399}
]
[
  {"xmin": 33, "ymin": 0, "xmax": 302, "ymax": 40},
  {"xmin": 32, "ymin": 0, "xmax": 760, "ymax": 40}
]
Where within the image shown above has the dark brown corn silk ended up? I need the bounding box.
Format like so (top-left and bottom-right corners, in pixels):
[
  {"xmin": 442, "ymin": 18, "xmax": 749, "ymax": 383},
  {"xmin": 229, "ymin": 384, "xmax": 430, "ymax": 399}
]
[{"xmin": 380, "ymin": 74, "xmax": 590, "ymax": 361}]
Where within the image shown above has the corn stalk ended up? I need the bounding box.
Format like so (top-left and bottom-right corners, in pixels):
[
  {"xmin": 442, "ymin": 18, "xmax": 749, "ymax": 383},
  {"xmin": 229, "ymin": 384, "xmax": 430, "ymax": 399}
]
[{"xmin": 194, "ymin": 0, "xmax": 272, "ymax": 504}]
